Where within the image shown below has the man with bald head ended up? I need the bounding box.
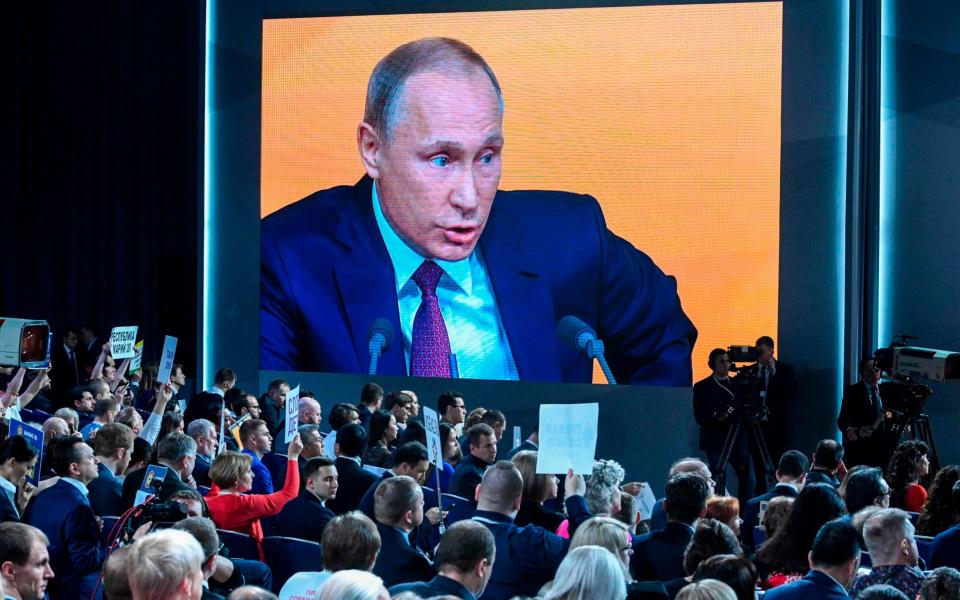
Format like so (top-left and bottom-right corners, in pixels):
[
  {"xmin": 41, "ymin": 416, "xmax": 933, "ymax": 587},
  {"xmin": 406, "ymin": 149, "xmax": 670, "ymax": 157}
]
[
  {"xmin": 260, "ymin": 36, "xmax": 696, "ymax": 385},
  {"xmin": 454, "ymin": 461, "xmax": 589, "ymax": 600},
  {"xmin": 649, "ymin": 457, "xmax": 715, "ymax": 532}
]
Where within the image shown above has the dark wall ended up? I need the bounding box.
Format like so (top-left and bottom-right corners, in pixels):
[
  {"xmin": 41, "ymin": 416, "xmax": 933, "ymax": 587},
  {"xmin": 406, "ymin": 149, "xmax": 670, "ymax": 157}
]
[
  {"xmin": 6, "ymin": 3, "xmax": 202, "ymax": 372},
  {"xmin": 885, "ymin": 1, "xmax": 960, "ymax": 466}
]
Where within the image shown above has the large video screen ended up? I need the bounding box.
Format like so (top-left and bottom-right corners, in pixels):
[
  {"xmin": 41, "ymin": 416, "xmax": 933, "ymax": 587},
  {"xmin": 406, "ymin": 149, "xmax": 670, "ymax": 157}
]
[{"xmin": 258, "ymin": 3, "xmax": 782, "ymax": 385}]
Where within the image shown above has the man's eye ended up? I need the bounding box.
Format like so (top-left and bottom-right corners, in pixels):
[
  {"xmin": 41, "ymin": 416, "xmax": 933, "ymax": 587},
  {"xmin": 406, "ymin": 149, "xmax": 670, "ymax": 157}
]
[
  {"xmin": 479, "ymin": 153, "xmax": 495, "ymax": 164},
  {"xmin": 430, "ymin": 156, "xmax": 450, "ymax": 167}
]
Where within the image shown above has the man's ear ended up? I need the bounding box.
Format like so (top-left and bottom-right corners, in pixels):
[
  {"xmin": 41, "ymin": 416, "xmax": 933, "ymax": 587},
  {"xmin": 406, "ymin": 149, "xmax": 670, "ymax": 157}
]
[
  {"xmin": 178, "ymin": 576, "xmax": 192, "ymax": 599},
  {"xmin": 474, "ymin": 484, "xmax": 482, "ymax": 503},
  {"xmin": 513, "ymin": 494, "xmax": 522, "ymax": 512},
  {"xmin": 357, "ymin": 122, "xmax": 382, "ymax": 179},
  {"xmin": 1, "ymin": 560, "xmax": 16, "ymax": 581}
]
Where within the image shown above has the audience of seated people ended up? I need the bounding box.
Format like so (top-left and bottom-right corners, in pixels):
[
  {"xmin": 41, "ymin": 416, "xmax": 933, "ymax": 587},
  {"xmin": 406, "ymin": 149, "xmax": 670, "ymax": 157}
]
[{"xmin": 8, "ymin": 353, "xmax": 960, "ymax": 600}]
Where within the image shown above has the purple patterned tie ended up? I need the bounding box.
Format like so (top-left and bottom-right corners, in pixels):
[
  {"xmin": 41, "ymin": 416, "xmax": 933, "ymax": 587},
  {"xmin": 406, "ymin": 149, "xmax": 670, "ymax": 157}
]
[{"xmin": 410, "ymin": 260, "xmax": 451, "ymax": 377}]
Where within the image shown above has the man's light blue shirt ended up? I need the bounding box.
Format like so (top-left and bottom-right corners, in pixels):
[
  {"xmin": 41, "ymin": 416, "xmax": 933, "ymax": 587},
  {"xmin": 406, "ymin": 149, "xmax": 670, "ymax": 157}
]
[{"xmin": 372, "ymin": 183, "xmax": 518, "ymax": 381}]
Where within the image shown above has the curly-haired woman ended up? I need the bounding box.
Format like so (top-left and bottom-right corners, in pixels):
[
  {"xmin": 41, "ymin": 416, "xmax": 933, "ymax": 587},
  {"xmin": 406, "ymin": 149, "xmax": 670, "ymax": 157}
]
[{"xmin": 887, "ymin": 439, "xmax": 931, "ymax": 512}]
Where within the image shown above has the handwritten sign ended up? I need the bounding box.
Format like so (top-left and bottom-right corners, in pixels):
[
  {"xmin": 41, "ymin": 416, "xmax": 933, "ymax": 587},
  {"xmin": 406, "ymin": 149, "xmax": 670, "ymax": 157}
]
[
  {"xmin": 8, "ymin": 419, "xmax": 43, "ymax": 486},
  {"xmin": 285, "ymin": 384, "xmax": 301, "ymax": 444},
  {"xmin": 109, "ymin": 326, "xmax": 139, "ymax": 359},
  {"xmin": 128, "ymin": 340, "xmax": 145, "ymax": 375},
  {"xmin": 423, "ymin": 406, "xmax": 443, "ymax": 468},
  {"xmin": 536, "ymin": 403, "xmax": 599, "ymax": 475},
  {"xmin": 156, "ymin": 336, "xmax": 178, "ymax": 384}
]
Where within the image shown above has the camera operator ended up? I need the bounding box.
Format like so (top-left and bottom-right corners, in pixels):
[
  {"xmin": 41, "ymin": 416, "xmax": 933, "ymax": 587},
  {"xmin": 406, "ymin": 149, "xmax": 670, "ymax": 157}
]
[
  {"xmin": 837, "ymin": 357, "xmax": 889, "ymax": 468},
  {"xmin": 694, "ymin": 348, "xmax": 755, "ymax": 501},
  {"xmin": 742, "ymin": 336, "xmax": 796, "ymax": 475}
]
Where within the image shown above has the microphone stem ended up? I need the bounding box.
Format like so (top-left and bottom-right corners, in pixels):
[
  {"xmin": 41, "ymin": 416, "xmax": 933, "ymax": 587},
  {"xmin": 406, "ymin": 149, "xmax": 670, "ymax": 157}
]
[
  {"xmin": 596, "ymin": 355, "xmax": 617, "ymax": 385},
  {"xmin": 368, "ymin": 351, "xmax": 380, "ymax": 376}
]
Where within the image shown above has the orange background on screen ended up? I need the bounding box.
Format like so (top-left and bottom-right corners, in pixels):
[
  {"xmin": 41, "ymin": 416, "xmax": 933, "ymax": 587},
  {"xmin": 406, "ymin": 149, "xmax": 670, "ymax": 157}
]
[{"xmin": 261, "ymin": 3, "xmax": 782, "ymax": 382}]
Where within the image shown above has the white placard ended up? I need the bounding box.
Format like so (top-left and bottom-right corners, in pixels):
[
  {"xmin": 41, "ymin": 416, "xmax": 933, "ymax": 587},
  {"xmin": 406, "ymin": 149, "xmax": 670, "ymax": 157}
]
[
  {"xmin": 285, "ymin": 384, "xmax": 301, "ymax": 444},
  {"xmin": 635, "ymin": 482, "xmax": 657, "ymax": 520},
  {"xmin": 536, "ymin": 403, "xmax": 599, "ymax": 475},
  {"xmin": 512, "ymin": 425, "xmax": 521, "ymax": 450},
  {"xmin": 156, "ymin": 336, "xmax": 178, "ymax": 384},
  {"xmin": 422, "ymin": 406, "xmax": 443, "ymax": 468},
  {"xmin": 109, "ymin": 326, "xmax": 139, "ymax": 359}
]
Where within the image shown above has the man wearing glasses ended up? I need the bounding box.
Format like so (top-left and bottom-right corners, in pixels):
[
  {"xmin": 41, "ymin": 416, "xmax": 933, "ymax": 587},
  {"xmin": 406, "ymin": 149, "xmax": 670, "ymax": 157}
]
[{"xmin": 438, "ymin": 391, "xmax": 466, "ymax": 436}]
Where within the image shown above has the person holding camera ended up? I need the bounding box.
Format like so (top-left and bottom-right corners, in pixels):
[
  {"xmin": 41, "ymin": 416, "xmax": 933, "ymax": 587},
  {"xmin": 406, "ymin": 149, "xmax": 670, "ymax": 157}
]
[
  {"xmin": 837, "ymin": 357, "xmax": 889, "ymax": 469},
  {"xmin": 693, "ymin": 348, "xmax": 754, "ymax": 502}
]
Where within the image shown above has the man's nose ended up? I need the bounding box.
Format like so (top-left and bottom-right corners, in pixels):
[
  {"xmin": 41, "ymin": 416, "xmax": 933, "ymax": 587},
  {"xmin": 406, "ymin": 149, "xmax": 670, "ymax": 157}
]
[{"xmin": 450, "ymin": 167, "xmax": 480, "ymax": 213}]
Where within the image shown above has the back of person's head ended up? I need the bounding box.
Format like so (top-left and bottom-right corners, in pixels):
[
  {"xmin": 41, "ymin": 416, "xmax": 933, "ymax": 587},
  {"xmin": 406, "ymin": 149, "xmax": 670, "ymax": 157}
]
[
  {"xmin": 761, "ymin": 496, "xmax": 794, "ymax": 537},
  {"xmin": 94, "ymin": 422, "xmax": 135, "ymax": 457},
  {"xmin": 477, "ymin": 460, "xmax": 524, "ymax": 512},
  {"xmin": 852, "ymin": 505, "xmax": 884, "ymax": 537},
  {"xmin": 360, "ymin": 383, "xmax": 383, "ymax": 407},
  {"xmin": 171, "ymin": 517, "xmax": 220, "ymax": 563},
  {"xmin": 511, "ymin": 450, "xmax": 554, "ymax": 503},
  {"xmin": 128, "ymin": 529, "xmax": 204, "ymax": 600},
  {"xmin": 322, "ymin": 512, "xmax": 381, "ymax": 572},
  {"xmin": 616, "ymin": 492, "xmax": 640, "ymax": 531},
  {"xmin": 480, "ymin": 409, "xmax": 505, "ymax": 428},
  {"xmin": 757, "ymin": 483, "xmax": 846, "ymax": 573},
  {"xmin": 157, "ymin": 432, "xmax": 197, "ymax": 463},
  {"xmin": 691, "ymin": 555, "xmax": 757, "ymax": 600},
  {"xmin": 130, "ymin": 437, "xmax": 152, "ymax": 468},
  {"xmin": 813, "ymin": 439, "xmax": 844, "ymax": 471},
  {"xmin": 705, "ymin": 496, "xmax": 740, "ymax": 525},
  {"xmin": 329, "ymin": 403, "xmax": 360, "ymax": 431},
  {"xmin": 683, "ymin": 518, "xmax": 742, "ymax": 576},
  {"xmin": 228, "ymin": 586, "xmax": 279, "ymax": 600},
  {"xmin": 337, "ymin": 423, "xmax": 367, "ymax": 457},
  {"xmin": 102, "ymin": 545, "xmax": 133, "ymax": 600},
  {"xmin": 316, "ymin": 569, "xmax": 387, "ymax": 600},
  {"xmin": 665, "ymin": 472, "xmax": 711, "ymax": 524},
  {"xmin": 94, "ymin": 397, "xmax": 119, "ymax": 418},
  {"xmin": 214, "ymin": 368, "xmax": 236, "ymax": 386},
  {"xmin": 373, "ymin": 475, "xmax": 421, "ymax": 527},
  {"xmin": 844, "ymin": 467, "xmax": 888, "ymax": 514},
  {"xmin": 435, "ymin": 520, "xmax": 495, "ymax": 574},
  {"xmin": 569, "ymin": 516, "xmax": 632, "ymax": 578},
  {"xmin": 393, "ymin": 441, "xmax": 428, "ymax": 468},
  {"xmin": 862, "ymin": 508, "xmax": 914, "ymax": 562},
  {"xmin": 919, "ymin": 567, "xmax": 960, "ymax": 600},
  {"xmin": 855, "ymin": 584, "xmax": 910, "ymax": 600},
  {"xmin": 675, "ymin": 579, "xmax": 737, "ymax": 600},
  {"xmin": 541, "ymin": 545, "xmax": 627, "ymax": 600},
  {"xmin": 777, "ymin": 450, "xmax": 810, "ymax": 479},
  {"xmin": 809, "ymin": 518, "xmax": 860, "ymax": 568},
  {"xmin": 584, "ymin": 459, "xmax": 625, "ymax": 515},
  {"xmin": 437, "ymin": 391, "xmax": 464, "ymax": 415}
]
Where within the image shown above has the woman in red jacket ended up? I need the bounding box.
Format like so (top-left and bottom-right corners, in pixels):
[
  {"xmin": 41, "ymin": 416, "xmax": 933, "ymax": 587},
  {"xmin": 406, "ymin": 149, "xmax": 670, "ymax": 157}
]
[{"xmin": 206, "ymin": 433, "xmax": 302, "ymax": 559}]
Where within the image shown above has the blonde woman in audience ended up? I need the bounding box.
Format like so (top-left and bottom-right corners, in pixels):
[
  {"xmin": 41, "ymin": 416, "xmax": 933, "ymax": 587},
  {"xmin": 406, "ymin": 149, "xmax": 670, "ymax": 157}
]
[
  {"xmin": 676, "ymin": 579, "xmax": 738, "ymax": 600},
  {"xmin": 542, "ymin": 545, "xmax": 627, "ymax": 600}
]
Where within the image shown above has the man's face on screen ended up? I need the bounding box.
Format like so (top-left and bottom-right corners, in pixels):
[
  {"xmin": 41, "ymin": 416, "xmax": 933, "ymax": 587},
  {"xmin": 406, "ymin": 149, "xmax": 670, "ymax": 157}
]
[{"xmin": 366, "ymin": 68, "xmax": 503, "ymax": 262}]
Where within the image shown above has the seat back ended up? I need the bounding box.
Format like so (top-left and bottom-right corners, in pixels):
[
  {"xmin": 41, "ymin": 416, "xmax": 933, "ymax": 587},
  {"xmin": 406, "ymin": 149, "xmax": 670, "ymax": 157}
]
[
  {"xmin": 217, "ymin": 529, "xmax": 260, "ymax": 560},
  {"xmin": 261, "ymin": 536, "xmax": 324, "ymax": 592}
]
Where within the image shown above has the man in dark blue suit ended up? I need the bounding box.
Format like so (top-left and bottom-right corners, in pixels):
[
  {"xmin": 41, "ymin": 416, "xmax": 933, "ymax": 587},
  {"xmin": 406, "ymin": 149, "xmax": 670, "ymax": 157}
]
[
  {"xmin": 389, "ymin": 520, "xmax": 495, "ymax": 600},
  {"xmin": 275, "ymin": 456, "xmax": 338, "ymax": 543},
  {"xmin": 648, "ymin": 458, "xmax": 714, "ymax": 532},
  {"xmin": 371, "ymin": 475, "xmax": 435, "ymax": 587},
  {"xmin": 450, "ymin": 424, "xmax": 497, "ymax": 500},
  {"xmin": 25, "ymin": 436, "xmax": 109, "ymax": 599},
  {"xmin": 764, "ymin": 519, "xmax": 861, "ymax": 600},
  {"xmin": 358, "ymin": 442, "xmax": 431, "ymax": 519},
  {"xmin": 357, "ymin": 383, "xmax": 384, "ymax": 433},
  {"xmin": 631, "ymin": 473, "xmax": 710, "ymax": 582},
  {"xmin": 742, "ymin": 450, "xmax": 808, "ymax": 546},
  {"xmin": 326, "ymin": 424, "xmax": 378, "ymax": 515},
  {"xmin": 120, "ymin": 433, "xmax": 197, "ymax": 511},
  {"xmin": 505, "ymin": 426, "xmax": 538, "ymax": 460},
  {"xmin": 87, "ymin": 423, "xmax": 134, "ymax": 517},
  {"xmin": 260, "ymin": 37, "xmax": 696, "ymax": 385}
]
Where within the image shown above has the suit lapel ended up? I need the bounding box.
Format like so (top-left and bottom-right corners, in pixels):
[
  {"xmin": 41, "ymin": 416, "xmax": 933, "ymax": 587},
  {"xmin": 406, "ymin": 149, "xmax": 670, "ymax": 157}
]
[
  {"xmin": 479, "ymin": 205, "xmax": 561, "ymax": 382},
  {"xmin": 332, "ymin": 178, "xmax": 407, "ymax": 376}
]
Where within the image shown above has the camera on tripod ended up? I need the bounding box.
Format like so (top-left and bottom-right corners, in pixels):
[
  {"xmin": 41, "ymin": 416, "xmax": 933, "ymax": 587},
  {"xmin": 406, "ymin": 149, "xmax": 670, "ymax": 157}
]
[{"xmin": 725, "ymin": 345, "xmax": 769, "ymax": 422}]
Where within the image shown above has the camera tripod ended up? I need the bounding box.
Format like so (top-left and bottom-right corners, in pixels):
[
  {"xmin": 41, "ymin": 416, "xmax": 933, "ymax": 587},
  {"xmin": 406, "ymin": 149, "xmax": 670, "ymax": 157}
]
[{"xmin": 714, "ymin": 416, "xmax": 777, "ymax": 497}]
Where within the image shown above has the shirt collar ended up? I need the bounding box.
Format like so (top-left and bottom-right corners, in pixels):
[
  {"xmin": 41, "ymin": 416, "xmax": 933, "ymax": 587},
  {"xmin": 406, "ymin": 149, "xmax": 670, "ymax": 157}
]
[
  {"xmin": 776, "ymin": 481, "xmax": 800, "ymax": 493},
  {"xmin": 62, "ymin": 476, "xmax": 90, "ymax": 497},
  {"xmin": 372, "ymin": 181, "xmax": 474, "ymax": 295},
  {"xmin": 205, "ymin": 386, "xmax": 225, "ymax": 398},
  {"xmin": 0, "ymin": 475, "xmax": 15, "ymax": 496}
]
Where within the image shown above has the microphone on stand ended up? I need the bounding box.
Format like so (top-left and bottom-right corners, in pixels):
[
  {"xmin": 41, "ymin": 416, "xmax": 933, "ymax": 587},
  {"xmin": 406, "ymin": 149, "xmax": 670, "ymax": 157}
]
[
  {"xmin": 557, "ymin": 315, "xmax": 617, "ymax": 384},
  {"xmin": 367, "ymin": 318, "xmax": 394, "ymax": 375}
]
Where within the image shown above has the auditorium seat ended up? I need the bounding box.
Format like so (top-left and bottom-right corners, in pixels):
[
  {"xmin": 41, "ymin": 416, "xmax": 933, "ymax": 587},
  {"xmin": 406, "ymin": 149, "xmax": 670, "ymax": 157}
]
[
  {"xmin": 753, "ymin": 526, "xmax": 767, "ymax": 547},
  {"xmin": 20, "ymin": 408, "xmax": 53, "ymax": 424},
  {"xmin": 218, "ymin": 529, "xmax": 259, "ymax": 560},
  {"xmin": 860, "ymin": 552, "xmax": 872, "ymax": 568},
  {"xmin": 100, "ymin": 516, "xmax": 122, "ymax": 547},
  {"xmin": 197, "ymin": 485, "xmax": 210, "ymax": 496},
  {"xmin": 916, "ymin": 535, "xmax": 933, "ymax": 564},
  {"xmin": 262, "ymin": 536, "xmax": 324, "ymax": 592}
]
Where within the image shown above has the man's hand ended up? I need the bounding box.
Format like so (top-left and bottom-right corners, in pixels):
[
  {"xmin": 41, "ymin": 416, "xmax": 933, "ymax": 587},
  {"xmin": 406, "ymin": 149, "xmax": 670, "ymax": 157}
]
[
  {"xmin": 425, "ymin": 507, "xmax": 443, "ymax": 526},
  {"xmin": 622, "ymin": 482, "xmax": 645, "ymax": 497},
  {"xmin": 564, "ymin": 468, "xmax": 586, "ymax": 498},
  {"xmin": 287, "ymin": 433, "xmax": 303, "ymax": 459},
  {"xmin": 101, "ymin": 341, "xmax": 112, "ymax": 356},
  {"xmin": 16, "ymin": 479, "xmax": 36, "ymax": 512}
]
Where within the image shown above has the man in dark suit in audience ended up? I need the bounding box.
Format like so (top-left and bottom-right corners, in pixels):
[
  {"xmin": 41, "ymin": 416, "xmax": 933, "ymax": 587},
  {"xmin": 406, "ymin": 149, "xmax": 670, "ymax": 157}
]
[
  {"xmin": 649, "ymin": 458, "xmax": 714, "ymax": 532},
  {"xmin": 263, "ymin": 424, "xmax": 325, "ymax": 491},
  {"xmin": 450, "ymin": 423, "xmax": 497, "ymax": 499},
  {"xmin": 928, "ymin": 480, "xmax": 960, "ymax": 570},
  {"xmin": 371, "ymin": 475, "xmax": 435, "ymax": 587},
  {"xmin": 185, "ymin": 367, "xmax": 236, "ymax": 425},
  {"xmin": 121, "ymin": 433, "xmax": 197, "ymax": 510},
  {"xmin": 187, "ymin": 418, "xmax": 219, "ymax": 488},
  {"xmin": 358, "ymin": 442, "xmax": 431, "ymax": 518},
  {"xmin": 275, "ymin": 456, "xmax": 338, "ymax": 543},
  {"xmin": 764, "ymin": 519, "xmax": 861, "ymax": 600},
  {"xmin": 505, "ymin": 425, "xmax": 538, "ymax": 460},
  {"xmin": 742, "ymin": 450, "xmax": 807, "ymax": 542},
  {"xmin": 389, "ymin": 520, "xmax": 496, "ymax": 600},
  {"xmin": 806, "ymin": 439, "xmax": 843, "ymax": 488},
  {"xmin": 326, "ymin": 424, "xmax": 378, "ymax": 514},
  {"xmin": 357, "ymin": 383, "xmax": 384, "ymax": 432},
  {"xmin": 631, "ymin": 473, "xmax": 710, "ymax": 582},
  {"xmin": 25, "ymin": 436, "xmax": 108, "ymax": 599},
  {"xmin": 258, "ymin": 379, "xmax": 289, "ymax": 438},
  {"xmin": 87, "ymin": 423, "xmax": 134, "ymax": 517}
]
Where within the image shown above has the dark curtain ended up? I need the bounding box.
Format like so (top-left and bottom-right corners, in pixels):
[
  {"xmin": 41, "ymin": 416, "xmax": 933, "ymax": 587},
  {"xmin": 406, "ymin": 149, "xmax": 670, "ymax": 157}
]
[{"xmin": 6, "ymin": 2, "xmax": 202, "ymax": 372}]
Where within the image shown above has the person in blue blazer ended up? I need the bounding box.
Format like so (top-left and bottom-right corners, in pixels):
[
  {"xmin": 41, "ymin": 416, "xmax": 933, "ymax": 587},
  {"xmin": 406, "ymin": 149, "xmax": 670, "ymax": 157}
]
[
  {"xmin": 259, "ymin": 37, "xmax": 696, "ymax": 385},
  {"xmin": 764, "ymin": 519, "xmax": 861, "ymax": 600},
  {"xmin": 371, "ymin": 476, "xmax": 436, "ymax": 588},
  {"xmin": 274, "ymin": 456, "xmax": 338, "ymax": 543}
]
